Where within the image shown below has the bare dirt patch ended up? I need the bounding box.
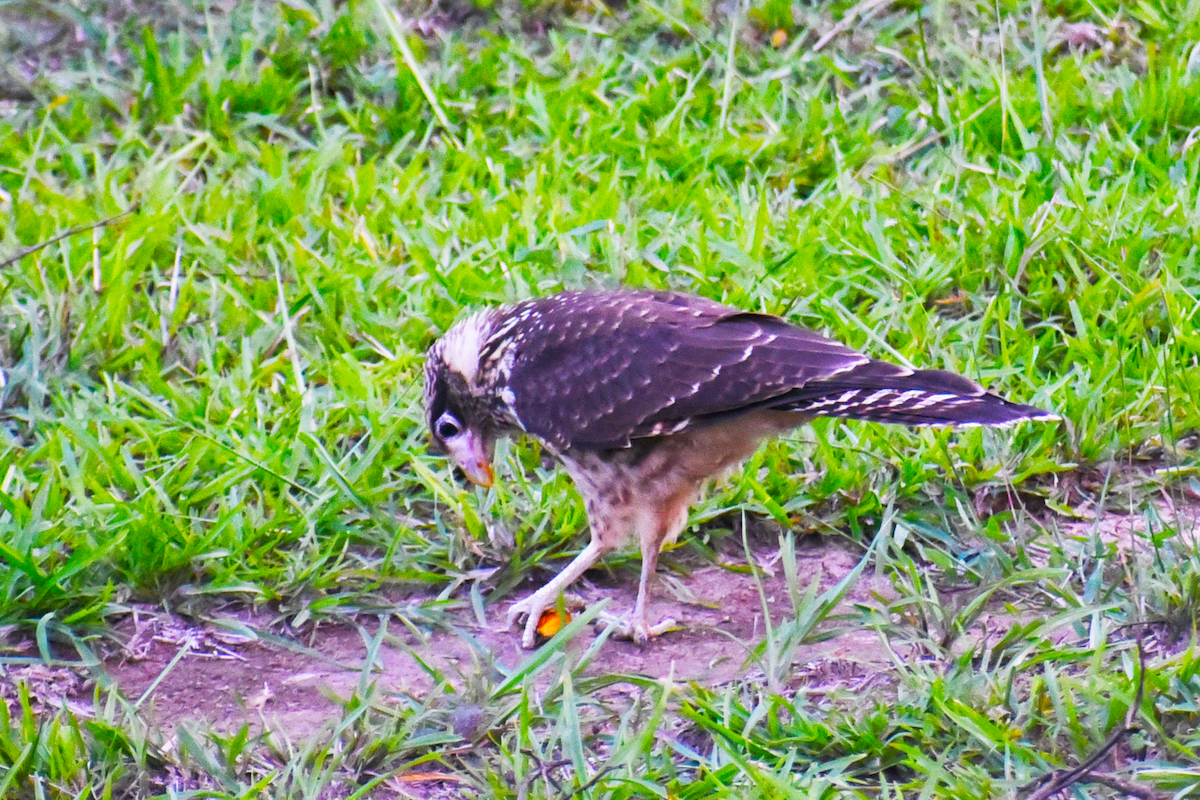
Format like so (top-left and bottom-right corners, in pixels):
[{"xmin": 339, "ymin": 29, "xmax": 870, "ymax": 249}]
[
  {"xmin": 50, "ymin": 496, "xmax": 1200, "ymax": 741},
  {"xmin": 77, "ymin": 535, "xmax": 893, "ymax": 739},
  {"xmin": 1054, "ymin": 495, "xmax": 1200, "ymax": 554}
]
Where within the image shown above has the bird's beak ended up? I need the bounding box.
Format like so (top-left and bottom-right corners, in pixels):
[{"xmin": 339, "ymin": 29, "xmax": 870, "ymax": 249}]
[{"xmin": 445, "ymin": 430, "xmax": 495, "ymax": 488}]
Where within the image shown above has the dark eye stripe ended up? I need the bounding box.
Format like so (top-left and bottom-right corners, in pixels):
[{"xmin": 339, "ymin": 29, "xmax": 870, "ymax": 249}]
[{"xmin": 425, "ymin": 374, "xmax": 449, "ymax": 429}]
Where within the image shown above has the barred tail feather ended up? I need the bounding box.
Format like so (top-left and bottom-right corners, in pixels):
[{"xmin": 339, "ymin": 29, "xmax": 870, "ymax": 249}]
[{"xmin": 781, "ymin": 362, "xmax": 1059, "ymax": 427}]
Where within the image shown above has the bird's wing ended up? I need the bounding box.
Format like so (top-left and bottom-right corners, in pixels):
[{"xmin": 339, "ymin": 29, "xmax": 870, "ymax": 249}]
[{"xmin": 499, "ymin": 291, "xmax": 868, "ymax": 450}]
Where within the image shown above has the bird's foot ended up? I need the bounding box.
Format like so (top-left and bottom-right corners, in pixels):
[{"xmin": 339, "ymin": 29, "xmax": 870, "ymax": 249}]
[
  {"xmin": 506, "ymin": 592, "xmax": 585, "ymax": 649},
  {"xmin": 593, "ymin": 610, "xmax": 679, "ymax": 645}
]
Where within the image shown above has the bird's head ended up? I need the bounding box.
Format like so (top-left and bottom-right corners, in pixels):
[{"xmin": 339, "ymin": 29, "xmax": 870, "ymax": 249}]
[{"xmin": 423, "ymin": 310, "xmax": 498, "ymax": 488}]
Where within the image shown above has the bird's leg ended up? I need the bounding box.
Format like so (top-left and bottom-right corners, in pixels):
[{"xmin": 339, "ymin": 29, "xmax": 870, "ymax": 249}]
[
  {"xmin": 596, "ymin": 505, "xmax": 685, "ymax": 644},
  {"xmin": 506, "ymin": 539, "xmax": 606, "ymax": 649},
  {"xmin": 626, "ymin": 537, "xmax": 679, "ymax": 643}
]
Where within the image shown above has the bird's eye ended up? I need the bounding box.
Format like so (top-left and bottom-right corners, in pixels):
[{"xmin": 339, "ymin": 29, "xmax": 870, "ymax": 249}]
[{"xmin": 436, "ymin": 414, "xmax": 462, "ymax": 439}]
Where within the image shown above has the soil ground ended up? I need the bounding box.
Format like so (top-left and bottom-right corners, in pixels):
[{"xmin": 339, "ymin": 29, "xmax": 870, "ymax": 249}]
[
  {"xmin": 72, "ymin": 535, "xmax": 893, "ymax": 739},
  {"xmin": 6, "ymin": 499, "xmax": 1195, "ymax": 745}
]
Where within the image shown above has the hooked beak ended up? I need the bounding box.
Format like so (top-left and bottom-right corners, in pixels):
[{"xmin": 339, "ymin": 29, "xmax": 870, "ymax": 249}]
[{"xmin": 444, "ymin": 429, "xmax": 495, "ymax": 488}]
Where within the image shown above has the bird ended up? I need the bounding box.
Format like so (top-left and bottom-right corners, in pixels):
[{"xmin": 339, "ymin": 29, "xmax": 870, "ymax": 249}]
[{"xmin": 422, "ymin": 288, "xmax": 1058, "ymax": 648}]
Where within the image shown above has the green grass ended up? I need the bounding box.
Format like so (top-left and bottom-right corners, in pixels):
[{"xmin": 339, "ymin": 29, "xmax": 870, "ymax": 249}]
[{"xmin": 2, "ymin": 0, "xmax": 1200, "ymax": 796}]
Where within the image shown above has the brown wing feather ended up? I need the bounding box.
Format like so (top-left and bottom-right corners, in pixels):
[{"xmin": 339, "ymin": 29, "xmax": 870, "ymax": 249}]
[{"xmin": 499, "ymin": 290, "xmax": 867, "ymax": 450}]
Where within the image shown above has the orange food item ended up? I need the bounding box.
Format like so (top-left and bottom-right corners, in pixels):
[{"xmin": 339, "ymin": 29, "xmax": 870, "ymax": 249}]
[{"xmin": 536, "ymin": 608, "xmax": 570, "ymax": 638}]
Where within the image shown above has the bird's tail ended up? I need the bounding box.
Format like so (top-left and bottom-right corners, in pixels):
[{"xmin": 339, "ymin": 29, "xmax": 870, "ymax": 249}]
[{"xmin": 780, "ymin": 360, "xmax": 1059, "ymax": 427}]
